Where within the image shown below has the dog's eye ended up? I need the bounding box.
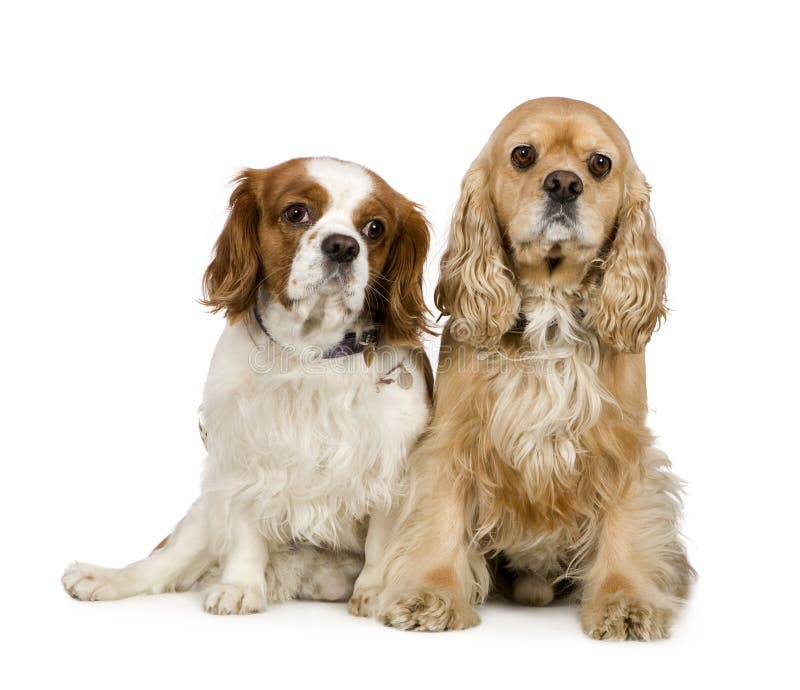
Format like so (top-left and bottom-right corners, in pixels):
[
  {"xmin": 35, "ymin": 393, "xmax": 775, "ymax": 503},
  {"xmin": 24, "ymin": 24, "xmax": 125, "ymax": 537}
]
[
  {"xmin": 511, "ymin": 145, "xmax": 537, "ymax": 169},
  {"xmin": 360, "ymin": 219, "xmax": 385, "ymax": 240},
  {"xmin": 587, "ymin": 153, "xmax": 612, "ymax": 179},
  {"xmin": 283, "ymin": 204, "xmax": 310, "ymax": 225}
]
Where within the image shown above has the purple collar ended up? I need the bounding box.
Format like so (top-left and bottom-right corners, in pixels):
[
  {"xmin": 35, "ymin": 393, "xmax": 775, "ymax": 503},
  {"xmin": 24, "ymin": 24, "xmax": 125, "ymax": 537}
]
[{"xmin": 252, "ymin": 306, "xmax": 378, "ymax": 359}]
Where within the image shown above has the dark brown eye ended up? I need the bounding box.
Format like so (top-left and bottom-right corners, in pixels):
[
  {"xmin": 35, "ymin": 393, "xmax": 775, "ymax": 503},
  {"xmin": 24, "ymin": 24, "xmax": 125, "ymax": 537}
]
[
  {"xmin": 587, "ymin": 153, "xmax": 612, "ymax": 178},
  {"xmin": 511, "ymin": 145, "xmax": 537, "ymax": 169},
  {"xmin": 282, "ymin": 204, "xmax": 310, "ymax": 225},
  {"xmin": 360, "ymin": 219, "xmax": 385, "ymax": 240}
]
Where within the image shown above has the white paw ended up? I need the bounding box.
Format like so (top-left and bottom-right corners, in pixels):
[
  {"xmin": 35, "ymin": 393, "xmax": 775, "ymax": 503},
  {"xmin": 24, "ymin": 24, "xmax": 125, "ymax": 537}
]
[
  {"xmin": 347, "ymin": 586, "xmax": 381, "ymax": 617},
  {"xmin": 203, "ymin": 582, "xmax": 267, "ymax": 615},
  {"xmin": 62, "ymin": 562, "xmax": 127, "ymax": 601}
]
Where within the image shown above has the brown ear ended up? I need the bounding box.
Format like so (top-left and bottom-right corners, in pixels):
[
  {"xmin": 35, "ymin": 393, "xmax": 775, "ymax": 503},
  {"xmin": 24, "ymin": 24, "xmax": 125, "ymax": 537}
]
[
  {"xmin": 434, "ymin": 160, "xmax": 519, "ymax": 346},
  {"xmin": 200, "ymin": 171, "xmax": 262, "ymax": 320},
  {"xmin": 593, "ymin": 167, "xmax": 668, "ymax": 353},
  {"xmin": 380, "ymin": 203, "xmax": 432, "ymax": 345}
]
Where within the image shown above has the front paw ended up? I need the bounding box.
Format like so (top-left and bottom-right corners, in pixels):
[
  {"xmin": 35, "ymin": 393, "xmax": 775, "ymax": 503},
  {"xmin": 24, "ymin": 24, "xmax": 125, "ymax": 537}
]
[
  {"xmin": 581, "ymin": 592, "xmax": 673, "ymax": 641},
  {"xmin": 62, "ymin": 562, "xmax": 127, "ymax": 601},
  {"xmin": 203, "ymin": 582, "xmax": 267, "ymax": 615},
  {"xmin": 378, "ymin": 590, "xmax": 480, "ymax": 632},
  {"xmin": 348, "ymin": 586, "xmax": 381, "ymax": 617}
]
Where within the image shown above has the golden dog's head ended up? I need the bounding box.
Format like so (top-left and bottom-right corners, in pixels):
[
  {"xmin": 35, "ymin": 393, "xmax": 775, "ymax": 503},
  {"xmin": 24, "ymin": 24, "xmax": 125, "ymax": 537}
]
[{"xmin": 436, "ymin": 97, "xmax": 667, "ymax": 353}]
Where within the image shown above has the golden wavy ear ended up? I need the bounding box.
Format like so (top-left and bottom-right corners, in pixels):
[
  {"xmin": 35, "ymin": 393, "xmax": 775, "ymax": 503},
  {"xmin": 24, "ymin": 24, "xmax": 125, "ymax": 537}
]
[
  {"xmin": 200, "ymin": 171, "xmax": 262, "ymax": 320},
  {"xmin": 594, "ymin": 167, "xmax": 667, "ymax": 353},
  {"xmin": 380, "ymin": 203, "xmax": 433, "ymax": 345},
  {"xmin": 434, "ymin": 161, "xmax": 519, "ymax": 346}
]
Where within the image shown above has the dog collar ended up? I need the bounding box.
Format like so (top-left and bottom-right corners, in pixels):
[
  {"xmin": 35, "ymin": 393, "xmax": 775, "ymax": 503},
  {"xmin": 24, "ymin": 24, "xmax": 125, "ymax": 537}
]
[{"xmin": 252, "ymin": 306, "xmax": 378, "ymax": 359}]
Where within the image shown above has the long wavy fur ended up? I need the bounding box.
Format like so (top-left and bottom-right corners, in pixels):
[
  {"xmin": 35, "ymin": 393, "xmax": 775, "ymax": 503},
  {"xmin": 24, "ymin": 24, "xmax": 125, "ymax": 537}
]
[
  {"xmin": 592, "ymin": 167, "xmax": 668, "ymax": 353},
  {"xmin": 434, "ymin": 162, "xmax": 520, "ymax": 346}
]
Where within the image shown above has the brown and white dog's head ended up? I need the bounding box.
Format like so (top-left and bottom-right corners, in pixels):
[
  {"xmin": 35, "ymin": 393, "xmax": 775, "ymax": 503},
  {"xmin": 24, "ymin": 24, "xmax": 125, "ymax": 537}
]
[
  {"xmin": 436, "ymin": 97, "xmax": 667, "ymax": 353},
  {"xmin": 202, "ymin": 157, "xmax": 430, "ymax": 350}
]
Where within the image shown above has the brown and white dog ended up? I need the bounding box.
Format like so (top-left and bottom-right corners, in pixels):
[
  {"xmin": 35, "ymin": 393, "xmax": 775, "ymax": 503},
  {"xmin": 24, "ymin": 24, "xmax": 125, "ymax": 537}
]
[
  {"xmin": 62, "ymin": 157, "xmax": 432, "ymax": 614},
  {"xmin": 377, "ymin": 98, "xmax": 693, "ymax": 639}
]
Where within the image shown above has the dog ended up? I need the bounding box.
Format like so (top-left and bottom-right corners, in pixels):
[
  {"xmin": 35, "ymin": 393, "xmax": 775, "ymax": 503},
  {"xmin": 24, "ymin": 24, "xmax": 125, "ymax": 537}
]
[
  {"xmin": 377, "ymin": 98, "xmax": 694, "ymax": 639},
  {"xmin": 62, "ymin": 157, "xmax": 433, "ymax": 615}
]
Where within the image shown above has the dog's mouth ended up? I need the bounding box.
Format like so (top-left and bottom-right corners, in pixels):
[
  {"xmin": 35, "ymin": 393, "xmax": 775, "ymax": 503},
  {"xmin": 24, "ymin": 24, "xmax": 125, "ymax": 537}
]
[
  {"xmin": 324, "ymin": 265, "xmax": 345, "ymax": 281},
  {"xmin": 546, "ymin": 211, "xmax": 573, "ymax": 225},
  {"xmin": 302, "ymin": 265, "xmax": 354, "ymax": 298}
]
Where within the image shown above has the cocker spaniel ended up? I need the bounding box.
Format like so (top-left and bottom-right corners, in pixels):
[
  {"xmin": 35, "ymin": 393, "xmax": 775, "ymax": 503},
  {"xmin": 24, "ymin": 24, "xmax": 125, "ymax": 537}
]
[
  {"xmin": 63, "ymin": 157, "xmax": 433, "ymax": 615},
  {"xmin": 377, "ymin": 98, "xmax": 693, "ymax": 639}
]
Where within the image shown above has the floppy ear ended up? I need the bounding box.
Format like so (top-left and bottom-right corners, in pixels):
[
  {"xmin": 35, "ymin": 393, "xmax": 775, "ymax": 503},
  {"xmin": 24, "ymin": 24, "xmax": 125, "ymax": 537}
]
[
  {"xmin": 200, "ymin": 171, "xmax": 262, "ymax": 320},
  {"xmin": 434, "ymin": 161, "xmax": 519, "ymax": 346},
  {"xmin": 593, "ymin": 167, "xmax": 667, "ymax": 353},
  {"xmin": 380, "ymin": 203, "xmax": 432, "ymax": 345}
]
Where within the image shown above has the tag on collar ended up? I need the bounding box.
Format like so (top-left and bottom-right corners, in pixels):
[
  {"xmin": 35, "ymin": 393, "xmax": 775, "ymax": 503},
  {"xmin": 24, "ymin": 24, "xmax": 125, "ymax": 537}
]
[{"xmin": 396, "ymin": 369, "xmax": 413, "ymax": 389}]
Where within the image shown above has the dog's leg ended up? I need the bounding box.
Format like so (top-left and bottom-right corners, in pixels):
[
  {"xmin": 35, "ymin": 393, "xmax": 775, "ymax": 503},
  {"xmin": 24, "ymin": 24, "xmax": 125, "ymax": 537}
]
[
  {"xmin": 580, "ymin": 448, "xmax": 693, "ymax": 640},
  {"xmin": 347, "ymin": 509, "xmax": 393, "ymax": 617},
  {"xmin": 511, "ymin": 571, "xmax": 556, "ymax": 607},
  {"xmin": 62, "ymin": 498, "xmax": 211, "ymax": 601},
  {"xmin": 265, "ymin": 545, "xmax": 362, "ymax": 604},
  {"xmin": 500, "ymin": 548, "xmax": 565, "ymax": 607},
  {"xmin": 202, "ymin": 499, "xmax": 269, "ymax": 615},
  {"xmin": 377, "ymin": 445, "xmax": 485, "ymax": 631}
]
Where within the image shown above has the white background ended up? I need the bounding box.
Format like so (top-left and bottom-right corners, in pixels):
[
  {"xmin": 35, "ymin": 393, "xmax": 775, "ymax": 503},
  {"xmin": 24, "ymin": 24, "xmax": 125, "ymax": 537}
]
[{"xmin": 2, "ymin": 1, "xmax": 798, "ymax": 687}]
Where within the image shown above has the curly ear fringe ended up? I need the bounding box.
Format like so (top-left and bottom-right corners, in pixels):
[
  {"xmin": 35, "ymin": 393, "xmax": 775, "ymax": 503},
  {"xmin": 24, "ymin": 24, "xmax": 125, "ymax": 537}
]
[
  {"xmin": 200, "ymin": 171, "xmax": 262, "ymax": 321},
  {"xmin": 593, "ymin": 169, "xmax": 668, "ymax": 353},
  {"xmin": 380, "ymin": 204, "xmax": 435, "ymax": 346},
  {"xmin": 434, "ymin": 162, "xmax": 519, "ymax": 346}
]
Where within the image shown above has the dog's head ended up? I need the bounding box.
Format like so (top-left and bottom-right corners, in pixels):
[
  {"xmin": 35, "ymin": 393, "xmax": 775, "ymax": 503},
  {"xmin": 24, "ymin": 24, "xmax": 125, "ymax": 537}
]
[
  {"xmin": 202, "ymin": 157, "xmax": 430, "ymax": 346},
  {"xmin": 436, "ymin": 97, "xmax": 667, "ymax": 352}
]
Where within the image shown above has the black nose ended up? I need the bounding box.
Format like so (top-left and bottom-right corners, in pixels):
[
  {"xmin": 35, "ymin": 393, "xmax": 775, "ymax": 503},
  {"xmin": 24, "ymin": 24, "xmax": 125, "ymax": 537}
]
[
  {"xmin": 321, "ymin": 233, "xmax": 360, "ymax": 263},
  {"xmin": 543, "ymin": 170, "xmax": 583, "ymax": 203}
]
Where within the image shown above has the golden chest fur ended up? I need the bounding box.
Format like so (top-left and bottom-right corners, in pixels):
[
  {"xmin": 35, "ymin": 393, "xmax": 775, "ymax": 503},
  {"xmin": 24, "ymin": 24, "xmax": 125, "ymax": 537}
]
[{"xmin": 439, "ymin": 290, "xmax": 638, "ymax": 556}]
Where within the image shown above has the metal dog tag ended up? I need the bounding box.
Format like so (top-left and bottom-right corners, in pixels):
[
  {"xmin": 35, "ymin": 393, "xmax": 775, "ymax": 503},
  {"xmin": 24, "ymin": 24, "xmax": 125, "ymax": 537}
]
[{"xmin": 397, "ymin": 370, "xmax": 413, "ymax": 390}]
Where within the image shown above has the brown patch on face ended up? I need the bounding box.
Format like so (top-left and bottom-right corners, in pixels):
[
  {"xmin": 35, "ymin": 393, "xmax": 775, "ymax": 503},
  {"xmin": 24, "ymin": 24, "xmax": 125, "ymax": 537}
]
[
  {"xmin": 355, "ymin": 170, "xmax": 432, "ymax": 345},
  {"xmin": 251, "ymin": 161, "xmax": 331, "ymax": 308},
  {"xmin": 352, "ymin": 192, "xmax": 396, "ymax": 279},
  {"xmin": 201, "ymin": 159, "xmax": 331, "ymax": 317}
]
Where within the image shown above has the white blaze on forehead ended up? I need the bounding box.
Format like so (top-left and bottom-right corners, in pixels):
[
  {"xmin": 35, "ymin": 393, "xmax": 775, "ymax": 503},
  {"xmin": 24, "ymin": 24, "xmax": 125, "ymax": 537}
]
[
  {"xmin": 305, "ymin": 158, "xmax": 374, "ymax": 224},
  {"xmin": 283, "ymin": 158, "xmax": 373, "ymax": 318}
]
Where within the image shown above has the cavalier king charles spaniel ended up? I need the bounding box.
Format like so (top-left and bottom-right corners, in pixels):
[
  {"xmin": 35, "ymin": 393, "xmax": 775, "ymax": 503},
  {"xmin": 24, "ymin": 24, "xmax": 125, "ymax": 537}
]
[
  {"xmin": 63, "ymin": 157, "xmax": 432, "ymax": 615},
  {"xmin": 377, "ymin": 98, "xmax": 693, "ymax": 639}
]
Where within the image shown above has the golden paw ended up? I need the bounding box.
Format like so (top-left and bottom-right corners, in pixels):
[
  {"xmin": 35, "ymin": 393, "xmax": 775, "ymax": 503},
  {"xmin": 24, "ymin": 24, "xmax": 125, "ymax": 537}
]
[
  {"xmin": 581, "ymin": 593, "xmax": 673, "ymax": 641},
  {"xmin": 378, "ymin": 590, "xmax": 480, "ymax": 632}
]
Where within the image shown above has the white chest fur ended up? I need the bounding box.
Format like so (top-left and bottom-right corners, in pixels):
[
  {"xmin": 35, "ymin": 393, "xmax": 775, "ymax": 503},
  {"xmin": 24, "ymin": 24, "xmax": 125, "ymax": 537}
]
[
  {"xmin": 199, "ymin": 320, "xmax": 429, "ymax": 547},
  {"xmin": 487, "ymin": 289, "xmax": 608, "ymax": 483}
]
